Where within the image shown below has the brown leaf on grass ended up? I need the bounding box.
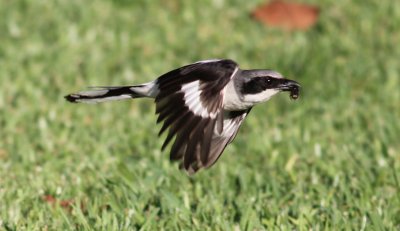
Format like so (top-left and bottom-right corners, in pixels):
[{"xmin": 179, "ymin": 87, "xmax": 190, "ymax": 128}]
[
  {"xmin": 252, "ymin": 0, "xmax": 319, "ymax": 30},
  {"xmin": 59, "ymin": 199, "xmax": 75, "ymax": 209},
  {"xmin": 43, "ymin": 195, "xmax": 57, "ymax": 204},
  {"xmin": 42, "ymin": 195, "xmax": 79, "ymax": 212}
]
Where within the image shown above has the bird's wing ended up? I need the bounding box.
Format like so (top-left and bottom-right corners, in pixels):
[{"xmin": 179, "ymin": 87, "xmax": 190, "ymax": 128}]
[
  {"xmin": 155, "ymin": 59, "xmax": 239, "ymax": 172},
  {"xmin": 185, "ymin": 109, "xmax": 252, "ymax": 173}
]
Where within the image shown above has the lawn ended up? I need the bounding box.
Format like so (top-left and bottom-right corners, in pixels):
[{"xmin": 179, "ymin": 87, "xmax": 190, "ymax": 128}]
[{"xmin": 0, "ymin": 0, "xmax": 399, "ymax": 230}]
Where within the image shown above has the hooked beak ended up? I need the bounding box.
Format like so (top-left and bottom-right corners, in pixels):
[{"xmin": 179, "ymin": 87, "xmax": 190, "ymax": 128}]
[{"xmin": 277, "ymin": 78, "xmax": 301, "ymax": 100}]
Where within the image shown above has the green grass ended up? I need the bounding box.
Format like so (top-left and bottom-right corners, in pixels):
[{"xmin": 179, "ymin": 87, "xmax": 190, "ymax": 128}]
[{"xmin": 1, "ymin": 0, "xmax": 400, "ymax": 229}]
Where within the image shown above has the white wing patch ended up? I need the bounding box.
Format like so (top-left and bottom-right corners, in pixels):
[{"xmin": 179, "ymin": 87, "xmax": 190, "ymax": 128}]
[{"xmin": 181, "ymin": 81, "xmax": 218, "ymax": 118}]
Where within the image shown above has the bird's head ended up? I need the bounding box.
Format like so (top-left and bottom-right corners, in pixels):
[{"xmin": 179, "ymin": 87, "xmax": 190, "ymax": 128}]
[{"xmin": 241, "ymin": 70, "xmax": 301, "ymax": 104}]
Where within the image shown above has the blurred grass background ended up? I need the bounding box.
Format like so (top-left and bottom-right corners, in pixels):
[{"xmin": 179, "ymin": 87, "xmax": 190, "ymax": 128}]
[{"xmin": 0, "ymin": 0, "xmax": 399, "ymax": 229}]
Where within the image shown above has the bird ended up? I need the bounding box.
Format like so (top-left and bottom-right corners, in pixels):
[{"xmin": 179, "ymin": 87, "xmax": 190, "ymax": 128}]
[{"xmin": 65, "ymin": 59, "xmax": 301, "ymax": 174}]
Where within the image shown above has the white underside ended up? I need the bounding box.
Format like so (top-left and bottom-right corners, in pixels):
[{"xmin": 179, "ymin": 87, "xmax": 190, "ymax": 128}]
[{"xmin": 223, "ymin": 80, "xmax": 250, "ymax": 110}]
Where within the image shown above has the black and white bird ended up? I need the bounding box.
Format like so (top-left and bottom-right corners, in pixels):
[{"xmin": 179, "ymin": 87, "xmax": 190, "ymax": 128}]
[{"xmin": 65, "ymin": 59, "xmax": 300, "ymax": 174}]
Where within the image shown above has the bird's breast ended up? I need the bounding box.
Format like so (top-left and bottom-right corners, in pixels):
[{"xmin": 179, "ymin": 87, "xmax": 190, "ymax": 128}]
[{"xmin": 222, "ymin": 81, "xmax": 253, "ymax": 111}]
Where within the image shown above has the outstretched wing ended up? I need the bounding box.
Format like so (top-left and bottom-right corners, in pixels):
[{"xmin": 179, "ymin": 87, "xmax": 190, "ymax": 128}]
[
  {"xmin": 155, "ymin": 59, "xmax": 239, "ymax": 172},
  {"xmin": 190, "ymin": 109, "xmax": 252, "ymax": 173}
]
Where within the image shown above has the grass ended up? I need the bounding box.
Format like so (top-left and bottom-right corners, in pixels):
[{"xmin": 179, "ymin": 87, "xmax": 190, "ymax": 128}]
[{"xmin": 0, "ymin": 0, "xmax": 399, "ymax": 229}]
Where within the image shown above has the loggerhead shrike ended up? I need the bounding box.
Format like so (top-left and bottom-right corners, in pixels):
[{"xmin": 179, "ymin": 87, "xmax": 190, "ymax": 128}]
[{"xmin": 65, "ymin": 59, "xmax": 301, "ymax": 174}]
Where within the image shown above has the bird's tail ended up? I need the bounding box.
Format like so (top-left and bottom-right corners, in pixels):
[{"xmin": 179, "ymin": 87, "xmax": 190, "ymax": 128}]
[{"xmin": 65, "ymin": 83, "xmax": 157, "ymax": 103}]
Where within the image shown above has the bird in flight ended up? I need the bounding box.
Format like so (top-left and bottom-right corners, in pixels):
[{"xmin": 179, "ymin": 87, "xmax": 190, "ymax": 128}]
[{"xmin": 65, "ymin": 59, "xmax": 300, "ymax": 174}]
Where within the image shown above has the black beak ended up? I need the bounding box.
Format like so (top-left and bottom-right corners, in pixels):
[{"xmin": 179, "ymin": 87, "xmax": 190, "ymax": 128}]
[{"xmin": 277, "ymin": 79, "xmax": 301, "ymax": 99}]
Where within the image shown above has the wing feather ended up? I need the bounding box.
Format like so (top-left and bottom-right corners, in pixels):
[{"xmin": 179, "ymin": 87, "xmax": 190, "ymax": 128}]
[
  {"xmin": 154, "ymin": 59, "xmax": 239, "ymax": 172},
  {"xmin": 204, "ymin": 109, "xmax": 252, "ymax": 169}
]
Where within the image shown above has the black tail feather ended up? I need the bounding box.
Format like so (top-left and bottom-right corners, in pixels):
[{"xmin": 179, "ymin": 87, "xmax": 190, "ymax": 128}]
[{"xmin": 65, "ymin": 86, "xmax": 143, "ymax": 103}]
